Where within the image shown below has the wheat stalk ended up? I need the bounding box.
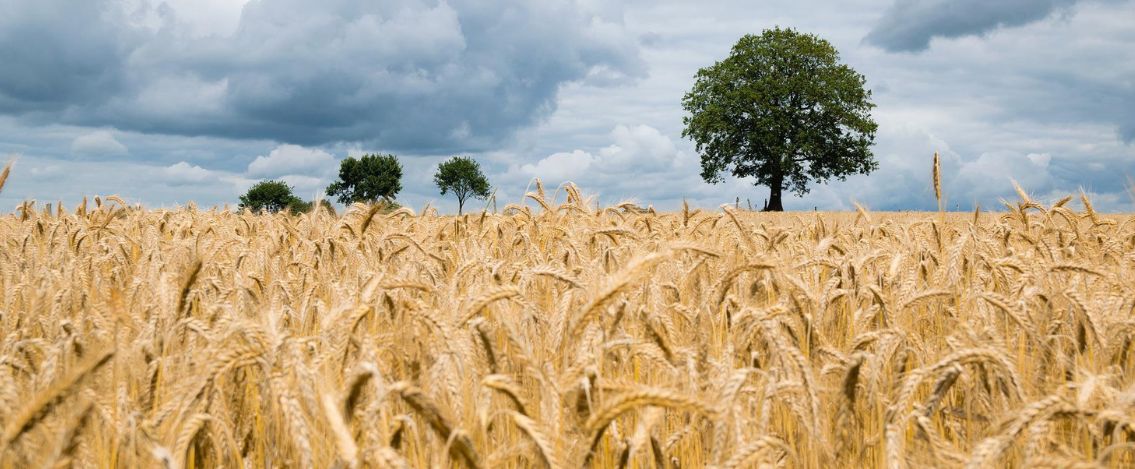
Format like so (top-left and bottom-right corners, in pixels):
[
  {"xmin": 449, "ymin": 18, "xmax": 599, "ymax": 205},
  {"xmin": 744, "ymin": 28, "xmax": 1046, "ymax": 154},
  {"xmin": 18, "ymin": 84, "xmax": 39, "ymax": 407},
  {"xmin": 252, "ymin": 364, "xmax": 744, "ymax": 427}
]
[
  {"xmin": 0, "ymin": 158, "xmax": 12, "ymax": 194},
  {"xmin": 932, "ymin": 151, "xmax": 942, "ymax": 211}
]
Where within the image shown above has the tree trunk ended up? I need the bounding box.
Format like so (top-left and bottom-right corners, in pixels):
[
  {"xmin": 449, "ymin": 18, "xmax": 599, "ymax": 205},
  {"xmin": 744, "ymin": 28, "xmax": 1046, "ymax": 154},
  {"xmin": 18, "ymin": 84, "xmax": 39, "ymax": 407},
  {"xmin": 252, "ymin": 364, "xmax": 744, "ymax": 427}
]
[
  {"xmin": 764, "ymin": 174, "xmax": 784, "ymax": 212},
  {"xmin": 457, "ymin": 196, "xmax": 464, "ymax": 215}
]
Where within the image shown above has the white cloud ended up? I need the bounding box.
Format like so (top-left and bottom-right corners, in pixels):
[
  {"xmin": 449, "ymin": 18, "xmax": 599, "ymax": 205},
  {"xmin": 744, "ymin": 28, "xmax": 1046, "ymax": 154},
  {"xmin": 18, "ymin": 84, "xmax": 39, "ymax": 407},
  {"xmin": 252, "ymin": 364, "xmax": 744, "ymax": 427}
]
[
  {"xmin": 513, "ymin": 124, "xmax": 687, "ymax": 181},
  {"xmin": 955, "ymin": 151, "xmax": 1056, "ymax": 199},
  {"xmin": 1026, "ymin": 152, "xmax": 1052, "ymax": 168},
  {"xmin": 516, "ymin": 150, "xmax": 597, "ymax": 181},
  {"xmin": 154, "ymin": 0, "xmax": 250, "ymax": 38},
  {"xmin": 246, "ymin": 144, "xmax": 335, "ymax": 178},
  {"xmin": 162, "ymin": 161, "xmax": 212, "ymax": 183},
  {"xmin": 500, "ymin": 124, "xmax": 712, "ymax": 207},
  {"xmin": 71, "ymin": 131, "xmax": 128, "ymax": 156},
  {"xmin": 278, "ymin": 174, "xmax": 325, "ymax": 196},
  {"xmin": 0, "ymin": 154, "xmax": 251, "ymax": 210},
  {"xmin": 596, "ymin": 124, "xmax": 687, "ymax": 171}
]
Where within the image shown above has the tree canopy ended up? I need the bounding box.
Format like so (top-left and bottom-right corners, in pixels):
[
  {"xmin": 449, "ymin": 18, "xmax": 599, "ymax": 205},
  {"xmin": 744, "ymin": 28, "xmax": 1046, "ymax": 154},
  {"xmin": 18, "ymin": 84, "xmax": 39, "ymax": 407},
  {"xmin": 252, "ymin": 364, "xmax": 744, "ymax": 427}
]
[
  {"xmin": 434, "ymin": 156, "xmax": 491, "ymax": 214},
  {"xmin": 326, "ymin": 153, "xmax": 403, "ymax": 205},
  {"xmin": 682, "ymin": 27, "xmax": 878, "ymax": 211},
  {"xmin": 239, "ymin": 180, "xmax": 308, "ymax": 214}
]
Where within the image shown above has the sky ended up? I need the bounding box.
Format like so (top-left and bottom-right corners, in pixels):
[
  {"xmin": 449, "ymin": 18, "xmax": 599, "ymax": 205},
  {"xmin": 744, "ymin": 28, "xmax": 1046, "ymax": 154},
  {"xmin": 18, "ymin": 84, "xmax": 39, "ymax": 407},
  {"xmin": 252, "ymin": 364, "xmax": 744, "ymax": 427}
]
[{"xmin": 1, "ymin": 0, "xmax": 1133, "ymax": 212}]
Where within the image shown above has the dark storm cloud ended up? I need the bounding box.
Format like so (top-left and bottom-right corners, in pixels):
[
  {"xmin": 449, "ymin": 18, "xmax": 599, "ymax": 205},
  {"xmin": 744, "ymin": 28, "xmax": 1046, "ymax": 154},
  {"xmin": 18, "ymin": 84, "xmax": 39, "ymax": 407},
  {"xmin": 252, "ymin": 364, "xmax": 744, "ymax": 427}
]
[
  {"xmin": 864, "ymin": 0, "xmax": 1085, "ymax": 52},
  {"xmin": 0, "ymin": 0, "xmax": 136, "ymax": 112},
  {"xmin": 0, "ymin": 0, "xmax": 645, "ymax": 152},
  {"xmin": 1123, "ymin": 125, "xmax": 1135, "ymax": 143}
]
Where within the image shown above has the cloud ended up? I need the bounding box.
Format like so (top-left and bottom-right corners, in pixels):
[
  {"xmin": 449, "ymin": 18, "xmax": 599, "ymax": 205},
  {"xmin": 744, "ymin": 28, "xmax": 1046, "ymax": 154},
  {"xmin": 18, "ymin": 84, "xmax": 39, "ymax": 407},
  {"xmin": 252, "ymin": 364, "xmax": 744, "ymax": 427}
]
[
  {"xmin": 71, "ymin": 131, "xmax": 128, "ymax": 156},
  {"xmin": 864, "ymin": 0, "xmax": 1087, "ymax": 52},
  {"xmin": 155, "ymin": 0, "xmax": 249, "ymax": 38},
  {"xmin": 516, "ymin": 150, "xmax": 597, "ymax": 182},
  {"xmin": 0, "ymin": 0, "xmax": 645, "ymax": 152},
  {"xmin": 514, "ymin": 124, "xmax": 686, "ymax": 179},
  {"xmin": 278, "ymin": 174, "xmax": 326, "ymax": 197},
  {"xmin": 1122, "ymin": 125, "xmax": 1135, "ymax": 143},
  {"xmin": 162, "ymin": 161, "xmax": 212, "ymax": 184},
  {"xmin": 0, "ymin": 0, "xmax": 136, "ymax": 113},
  {"xmin": 246, "ymin": 144, "xmax": 335, "ymax": 178},
  {"xmin": 817, "ymin": 119, "xmax": 1135, "ymax": 212},
  {"xmin": 244, "ymin": 144, "xmax": 340, "ymax": 200},
  {"xmin": 954, "ymin": 151, "xmax": 1057, "ymax": 200},
  {"xmin": 0, "ymin": 153, "xmax": 253, "ymax": 210},
  {"xmin": 503, "ymin": 124, "xmax": 714, "ymax": 205}
]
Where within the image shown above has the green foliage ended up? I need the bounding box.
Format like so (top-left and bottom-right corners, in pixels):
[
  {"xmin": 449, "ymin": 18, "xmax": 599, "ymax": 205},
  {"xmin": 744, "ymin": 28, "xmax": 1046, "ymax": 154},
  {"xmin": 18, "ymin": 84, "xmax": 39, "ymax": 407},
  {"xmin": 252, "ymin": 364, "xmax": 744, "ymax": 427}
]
[
  {"xmin": 286, "ymin": 198, "xmax": 312, "ymax": 213},
  {"xmin": 682, "ymin": 27, "xmax": 878, "ymax": 211},
  {"xmin": 239, "ymin": 180, "xmax": 305, "ymax": 213},
  {"xmin": 283, "ymin": 198, "xmax": 336, "ymax": 215},
  {"xmin": 434, "ymin": 156, "xmax": 491, "ymax": 214},
  {"xmin": 326, "ymin": 153, "xmax": 403, "ymax": 205},
  {"xmin": 313, "ymin": 199, "xmax": 336, "ymax": 215},
  {"xmin": 239, "ymin": 180, "xmax": 333, "ymax": 214},
  {"xmin": 369, "ymin": 198, "xmax": 402, "ymax": 214}
]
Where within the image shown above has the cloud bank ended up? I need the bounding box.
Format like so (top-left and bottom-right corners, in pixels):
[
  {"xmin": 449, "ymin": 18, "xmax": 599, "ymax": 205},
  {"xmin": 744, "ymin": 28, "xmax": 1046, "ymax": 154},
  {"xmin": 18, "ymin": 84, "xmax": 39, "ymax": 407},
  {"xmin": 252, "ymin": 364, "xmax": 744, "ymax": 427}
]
[
  {"xmin": 71, "ymin": 131, "xmax": 128, "ymax": 156},
  {"xmin": 0, "ymin": 0, "xmax": 644, "ymax": 152},
  {"xmin": 864, "ymin": 0, "xmax": 1091, "ymax": 52}
]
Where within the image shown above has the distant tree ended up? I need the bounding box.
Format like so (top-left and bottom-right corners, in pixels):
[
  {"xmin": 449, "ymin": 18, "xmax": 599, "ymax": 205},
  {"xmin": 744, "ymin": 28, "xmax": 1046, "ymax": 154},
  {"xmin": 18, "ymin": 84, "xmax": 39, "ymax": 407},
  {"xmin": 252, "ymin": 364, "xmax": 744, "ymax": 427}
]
[
  {"xmin": 313, "ymin": 199, "xmax": 336, "ymax": 214},
  {"xmin": 326, "ymin": 153, "xmax": 403, "ymax": 205},
  {"xmin": 288, "ymin": 198, "xmax": 338, "ymax": 215},
  {"xmin": 239, "ymin": 180, "xmax": 304, "ymax": 213},
  {"xmin": 682, "ymin": 27, "xmax": 878, "ymax": 211},
  {"xmin": 285, "ymin": 198, "xmax": 312, "ymax": 213},
  {"xmin": 433, "ymin": 156, "xmax": 491, "ymax": 214}
]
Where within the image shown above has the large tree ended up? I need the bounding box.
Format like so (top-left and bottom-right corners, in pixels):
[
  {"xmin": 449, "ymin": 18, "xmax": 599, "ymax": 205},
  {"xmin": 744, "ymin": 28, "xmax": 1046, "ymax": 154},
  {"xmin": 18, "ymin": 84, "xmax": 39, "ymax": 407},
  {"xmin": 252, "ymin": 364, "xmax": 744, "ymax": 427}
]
[
  {"xmin": 682, "ymin": 27, "xmax": 878, "ymax": 211},
  {"xmin": 434, "ymin": 156, "xmax": 491, "ymax": 215},
  {"xmin": 326, "ymin": 153, "xmax": 403, "ymax": 205}
]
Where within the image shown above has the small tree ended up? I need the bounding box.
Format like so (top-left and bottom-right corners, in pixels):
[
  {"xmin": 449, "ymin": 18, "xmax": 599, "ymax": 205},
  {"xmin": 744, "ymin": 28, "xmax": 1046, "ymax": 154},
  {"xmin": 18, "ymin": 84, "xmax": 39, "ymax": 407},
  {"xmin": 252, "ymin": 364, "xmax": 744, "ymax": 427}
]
[
  {"xmin": 434, "ymin": 156, "xmax": 491, "ymax": 215},
  {"xmin": 287, "ymin": 198, "xmax": 338, "ymax": 215},
  {"xmin": 326, "ymin": 153, "xmax": 403, "ymax": 205},
  {"xmin": 313, "ymin": 199, "xmax": 336, "ymax": 215},
  {"xmin": 682, "ymin": 27, "xmax": 878, "ymax": 211},
  {"xmin": 239, "ymin": 180, "xmax": 305, "ymax": 213}
]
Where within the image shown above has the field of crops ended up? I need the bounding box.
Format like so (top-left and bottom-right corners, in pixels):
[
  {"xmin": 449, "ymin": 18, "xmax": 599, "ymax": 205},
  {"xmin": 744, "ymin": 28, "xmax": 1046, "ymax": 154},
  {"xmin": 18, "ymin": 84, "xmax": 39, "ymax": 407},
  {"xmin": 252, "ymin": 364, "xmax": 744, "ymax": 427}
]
[{"xmin": 1, "ymin": 182, "xmax": 1133, "ymax": 468}]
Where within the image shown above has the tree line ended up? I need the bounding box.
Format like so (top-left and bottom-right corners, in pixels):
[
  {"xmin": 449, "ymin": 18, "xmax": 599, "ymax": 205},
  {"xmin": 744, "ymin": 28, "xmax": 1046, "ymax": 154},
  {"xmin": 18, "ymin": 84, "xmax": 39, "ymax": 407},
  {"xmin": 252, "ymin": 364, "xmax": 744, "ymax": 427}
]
[
  {"xmin": 239, "ymin": 155, "xmax": 490, "ymax": 215},
  {"xmin": 243, "ymin": 27, "xmax": 879, "ymax": 214}
]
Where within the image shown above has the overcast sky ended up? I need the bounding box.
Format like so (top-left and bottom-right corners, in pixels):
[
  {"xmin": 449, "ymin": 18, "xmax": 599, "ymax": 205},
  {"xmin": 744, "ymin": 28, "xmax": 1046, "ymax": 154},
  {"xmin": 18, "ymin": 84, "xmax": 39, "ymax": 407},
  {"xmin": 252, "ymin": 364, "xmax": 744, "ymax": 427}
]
[{"xmin": 1, "ymin": 0, "xmax": 1132, "ymax": 212}]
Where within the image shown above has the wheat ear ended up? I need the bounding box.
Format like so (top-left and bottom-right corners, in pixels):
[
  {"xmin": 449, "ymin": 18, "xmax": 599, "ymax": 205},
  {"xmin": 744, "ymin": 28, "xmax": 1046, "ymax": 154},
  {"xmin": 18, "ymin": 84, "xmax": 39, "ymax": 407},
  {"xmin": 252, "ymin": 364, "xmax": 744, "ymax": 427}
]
[
  {"xmin": 932, "ymin": 151, "xmax": 942, "ymax": 210},
  {"xmin": 1, "ymin": 349, "xmax": 114, "ymax": 450},
  {"xmin": 582, "ymin": 388, "xmax": 715, "ymax": 466},
  {"xmin": 506, "ymin": 411, "xmax": 563, "ymax": 469},
  {"xmin": 722, "ymin": 436, "xmax": 791, "ymax": 469},
  {"xmin": 0, "ymin": 159, "xmax": 12, "ymax": 194},
  {"xmin": 394, "ymin": 385, "xmax": 482, "ymax": 469}
]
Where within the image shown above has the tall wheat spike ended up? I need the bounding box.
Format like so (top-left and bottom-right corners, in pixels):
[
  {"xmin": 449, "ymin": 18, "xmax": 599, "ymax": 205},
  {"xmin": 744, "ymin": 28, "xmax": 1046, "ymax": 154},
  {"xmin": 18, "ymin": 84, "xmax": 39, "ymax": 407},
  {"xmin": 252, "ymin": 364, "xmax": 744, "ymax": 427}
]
[
  {"xmin": 932, "ymin": 151, "xmax": 942, "ymax": 211},
  {"xmin": 0, "ymin": 159, "xmax": 12, "ymax": 194}
]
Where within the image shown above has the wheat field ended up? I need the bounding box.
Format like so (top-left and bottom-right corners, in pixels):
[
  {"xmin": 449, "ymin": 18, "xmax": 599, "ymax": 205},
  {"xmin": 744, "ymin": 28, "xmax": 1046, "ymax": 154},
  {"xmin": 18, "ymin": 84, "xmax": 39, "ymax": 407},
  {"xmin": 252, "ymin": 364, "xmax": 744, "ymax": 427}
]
[{"xmin": 1, "ymin": 178, "xmax": 1134, "ymax": 468}]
